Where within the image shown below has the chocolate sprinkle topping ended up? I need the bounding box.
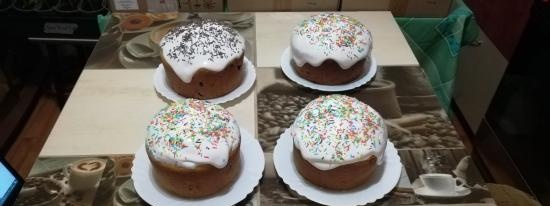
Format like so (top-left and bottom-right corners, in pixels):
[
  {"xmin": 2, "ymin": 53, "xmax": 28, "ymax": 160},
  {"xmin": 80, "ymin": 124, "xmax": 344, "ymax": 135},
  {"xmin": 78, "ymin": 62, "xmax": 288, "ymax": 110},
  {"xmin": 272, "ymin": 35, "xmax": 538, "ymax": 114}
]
[{"xmin": 161, "ymin": 18, "xmax": 244, "ymax": 64}]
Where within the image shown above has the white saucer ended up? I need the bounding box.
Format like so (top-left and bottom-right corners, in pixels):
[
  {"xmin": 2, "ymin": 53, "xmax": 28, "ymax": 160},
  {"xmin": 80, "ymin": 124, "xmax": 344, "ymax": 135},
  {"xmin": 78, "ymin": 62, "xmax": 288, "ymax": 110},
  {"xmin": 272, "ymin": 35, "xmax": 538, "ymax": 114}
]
[
  {"xmin": 153, "ymin": 57, "xmax": 256, "ymax": 104},
  {"xmin": 414, "ymin": 186, "xmax": 471, "ymax": 198},
  {"xmin": 118, "ymin": 45, "xmax": 160, "ymax": 69},
  {"xmin": 126, "ymin": 32, "xmax": 160, "ymax": 58},
  {"xmin": 131, "ymin": 128, "xmax": 264, "ymax": 206},
  {"xmin": 273, "ymin": 129, "xmax": 401, "ymax": 206},
  {"xmin": 199, "ymin": 13, "xmax": 254, "ymax": 24},
  {"xmin": 280, "ymin": 47, "xmax": 378, "ymax": 92}
]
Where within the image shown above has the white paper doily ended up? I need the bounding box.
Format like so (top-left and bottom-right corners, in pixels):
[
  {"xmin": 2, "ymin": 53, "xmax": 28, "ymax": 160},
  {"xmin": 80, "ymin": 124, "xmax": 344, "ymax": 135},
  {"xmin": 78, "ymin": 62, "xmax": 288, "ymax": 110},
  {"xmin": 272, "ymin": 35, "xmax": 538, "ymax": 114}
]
[
  {"xmin": 154, "ymin": 57, "xmax": 256, "ymax": 104},
  {"xmin": 132, "ymin": 129, "xmax": 264, "ymax": 206},
  {"xmin": 273, "ymin": 129, "xmax": 401, "ymax": 206},
  {"xmin": 280, "ymin": 47, "xmax": 378, "ymax": 92}
]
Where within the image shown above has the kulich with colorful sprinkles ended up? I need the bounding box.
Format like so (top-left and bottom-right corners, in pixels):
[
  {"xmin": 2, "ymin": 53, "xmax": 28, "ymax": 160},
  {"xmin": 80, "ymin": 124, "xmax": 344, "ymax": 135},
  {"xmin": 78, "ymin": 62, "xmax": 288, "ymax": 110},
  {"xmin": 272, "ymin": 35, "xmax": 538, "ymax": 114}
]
[
  {"xmin": 145, "ymin": 99, "xmax": 242, "ymax": 198},
  {"xmin": 291, "ymin": 13, "xmax": 372, "ymax": 68},
  {"xmin": 146, "ymin": 98, "xmax": 240, "ymax": 169},
  {"xmin": 290, "ymin": 13, "xmax": 373, "ymax": 85},
  {"xmin": 290, "ymin": 94, "xmax": 387, "ymax": 190}
]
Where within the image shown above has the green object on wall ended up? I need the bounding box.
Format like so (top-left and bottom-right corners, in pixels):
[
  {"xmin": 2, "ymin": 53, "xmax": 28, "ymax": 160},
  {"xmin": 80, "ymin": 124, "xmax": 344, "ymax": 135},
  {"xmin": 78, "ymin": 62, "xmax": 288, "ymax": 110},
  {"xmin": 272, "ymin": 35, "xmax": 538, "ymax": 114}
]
[
  {"xmin": 97, "ymin": 12, "xmax": 112, "ymax": 33},
  {"xmin": 396, "ymin": 0, "xmax": 479, "ymax": 113}
]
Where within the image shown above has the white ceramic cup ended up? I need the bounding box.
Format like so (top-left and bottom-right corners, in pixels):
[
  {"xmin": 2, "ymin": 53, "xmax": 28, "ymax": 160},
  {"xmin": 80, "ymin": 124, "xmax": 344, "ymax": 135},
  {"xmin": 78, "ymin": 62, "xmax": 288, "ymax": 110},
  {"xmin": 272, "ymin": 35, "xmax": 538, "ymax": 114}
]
[
  {"xmin": 65, "ymin": 158, "xmax": 107, "ymax": 191},
  {"xmin": 419, "ymin": 173, "xmax": 465, "ymax": 195}
]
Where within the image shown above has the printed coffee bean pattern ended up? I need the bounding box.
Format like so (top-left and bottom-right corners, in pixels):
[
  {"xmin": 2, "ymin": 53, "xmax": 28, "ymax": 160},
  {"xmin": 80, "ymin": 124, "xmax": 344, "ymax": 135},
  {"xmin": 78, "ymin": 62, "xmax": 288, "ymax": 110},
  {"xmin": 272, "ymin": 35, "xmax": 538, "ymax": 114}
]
[
  {"xmin": 14, "ymin": 178, "xmax": 62, "ymax": 206},
  {"xmin": 258, "ymin": 92, "xmax": 315, "ymax": 151},
  {"xmin": 260, "ymin": 178, "xmax": 313, "ymax": 205},
  {"xmin": 387, "ymin": 111, "xmax": 463, "ymax": 149}
]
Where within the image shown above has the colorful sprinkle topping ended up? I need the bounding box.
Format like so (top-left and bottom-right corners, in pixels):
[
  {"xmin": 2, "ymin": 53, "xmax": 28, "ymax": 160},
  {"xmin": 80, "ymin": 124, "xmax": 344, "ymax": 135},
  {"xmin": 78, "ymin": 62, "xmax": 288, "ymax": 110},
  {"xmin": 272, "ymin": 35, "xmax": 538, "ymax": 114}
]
[
  {"xmin": 293, "ymin": 13, "xmax": 372, "ymax": 60},
  {"xmin": 146, "ymin": 99, "xmax": 240, "ymax": 169},
  {"xmin": 291, "ymin": 13, "xmax": 372, "ymax": 69},
  {"xmin": 291, "ymin": 95, "xmax": 386, "ymax": 170}
]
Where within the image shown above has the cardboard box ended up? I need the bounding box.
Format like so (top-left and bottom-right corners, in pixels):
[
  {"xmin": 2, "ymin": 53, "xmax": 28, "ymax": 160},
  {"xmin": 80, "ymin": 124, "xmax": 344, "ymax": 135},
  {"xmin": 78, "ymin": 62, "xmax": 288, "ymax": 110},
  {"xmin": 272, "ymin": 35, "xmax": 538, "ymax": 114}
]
[
  {"xmin": 110, "ymin": 0, "xmax": 179, "ymax": 13},
  {"xmin": 290, "ymin": 0, "xmax": 339, "ymax": 11},
  {"xmin": 147, "ymin": 0, "xmax": 179, "ymax": 13},
  {"xmin": 227, "ymin": 0, "xmax": 273, "ymax": 11},
  {"xmin": 179, "ymin": 0, "xmax": 224, "ymax": 12},
  {"xmin": 110, "ymin": 0, "xmax": 148, "ymax": 12},
  {"xmin": 340, "ymin": 0, "xmax": 391, "ymax": 11},
  {"xmin": 227, "ymin": 0, "xmax": 339, "ymax": 12},
  {"xmin": 391, "ymin": 0, "xmax": 453, "ymax": 17}
]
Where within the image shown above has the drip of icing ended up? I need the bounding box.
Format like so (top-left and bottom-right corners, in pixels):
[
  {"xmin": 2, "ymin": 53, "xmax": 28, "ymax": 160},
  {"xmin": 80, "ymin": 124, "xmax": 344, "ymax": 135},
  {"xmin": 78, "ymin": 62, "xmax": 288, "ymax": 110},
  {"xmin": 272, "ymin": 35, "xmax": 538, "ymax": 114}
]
[
  {"xmin": 291, "ymin": 94, "xmax": 387, "ymax": 170},
  {"xmin": 290, "ymin": 13, "xmax": 372, "ymax": 69},
  {"xmin": 146, "ymin": 99, "xmax": 240, "ymax": 169},
  {"xmin": 160, "ymin": 19, "xmax": 245, "ymax": 83}
]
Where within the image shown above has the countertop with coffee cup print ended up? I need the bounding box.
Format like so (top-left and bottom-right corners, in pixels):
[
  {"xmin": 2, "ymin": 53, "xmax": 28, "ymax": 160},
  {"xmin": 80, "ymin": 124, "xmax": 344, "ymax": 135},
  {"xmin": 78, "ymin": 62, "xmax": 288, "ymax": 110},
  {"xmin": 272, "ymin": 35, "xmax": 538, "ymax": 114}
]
[
  {"xmin": 20, "ymin": 151, "xmax": 494, "ymax": 206},
  {"xmin": 254, "ymin": 68, "xmax": 496, "ymax": 206},
  {"xmin": 24, "ymin": 68, "xmax": 498, "ymax": 206},
  {"xmin": 26, "ymin": 12, "xmax": 500, "ymax": 206}
]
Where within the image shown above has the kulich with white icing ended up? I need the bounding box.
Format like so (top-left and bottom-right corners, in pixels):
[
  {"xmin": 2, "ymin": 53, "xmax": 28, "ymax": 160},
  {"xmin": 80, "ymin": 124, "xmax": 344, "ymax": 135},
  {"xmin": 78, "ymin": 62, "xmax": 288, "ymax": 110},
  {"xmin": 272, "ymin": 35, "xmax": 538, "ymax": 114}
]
[
  {"xmin": 160, "ymin": 18, "xmax": 245, "ymax": 83},
  {"xmin": 291, "ymin": 94, "xmax": 387, "ymax": 170},
  {"xmin": 291, "ymin": 13, "xmax": 372, "ymax": 69},
  {"xmin": 146, "ymin": 99, "xmax": 240, "ymax": 169}
]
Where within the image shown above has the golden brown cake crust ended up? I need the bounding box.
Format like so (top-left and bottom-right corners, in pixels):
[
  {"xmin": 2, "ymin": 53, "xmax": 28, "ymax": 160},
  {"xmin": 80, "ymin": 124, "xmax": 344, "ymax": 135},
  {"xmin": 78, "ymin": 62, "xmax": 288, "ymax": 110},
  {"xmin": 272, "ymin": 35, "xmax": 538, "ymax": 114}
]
[
  {"xmin": 162, "ymin": 54, "xmax": 245, "ymax": 99},
  {"xmin": 293, "ymin": 146, "xmax": 377, "ymax": 190},
  {"xmin": 148, "ymin": 145, "xmax": 241, "ymax": 198},
  {"xmin": 294, "ymin": 59, "xmax": 367, "ymax": 85}
]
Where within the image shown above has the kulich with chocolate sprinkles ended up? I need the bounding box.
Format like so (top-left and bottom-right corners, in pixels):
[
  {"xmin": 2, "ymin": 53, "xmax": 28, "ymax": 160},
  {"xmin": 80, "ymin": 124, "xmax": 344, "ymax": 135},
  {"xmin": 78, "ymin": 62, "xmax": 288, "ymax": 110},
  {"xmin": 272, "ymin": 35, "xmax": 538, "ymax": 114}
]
[
  {"xmin": 291, "ymin": 94, "xmax": 387, "ymax": 170},
  {"xmin": 146, "ymin": 99, "xmax": 240, "ymax": 169},
  {"xmin": 160, "ymin": 18, "xmax": 245, "ymax": 83},
  {"xmin": 291, "ymin": 13, "xmax": 373, "ymax": 69}
]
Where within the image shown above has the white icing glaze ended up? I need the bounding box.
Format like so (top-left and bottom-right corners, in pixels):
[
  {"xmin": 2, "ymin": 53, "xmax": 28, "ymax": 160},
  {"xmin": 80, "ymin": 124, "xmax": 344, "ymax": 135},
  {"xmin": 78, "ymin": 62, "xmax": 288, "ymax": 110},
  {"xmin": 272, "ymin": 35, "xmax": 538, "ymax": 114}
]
[
  {"xmin": 290, "ymin": 13, "xmax": 372, "ymax": 69},
  {"xmin": 160, "ymin": 19, "xmax": 245, "ymax": 83},
  {"xmin": 291, "ymin": 95, "xmax": 387, "ymax": 170},
  {"xmin": 146, "ymin": 99, "xmax": 240, "ymax": 169}
]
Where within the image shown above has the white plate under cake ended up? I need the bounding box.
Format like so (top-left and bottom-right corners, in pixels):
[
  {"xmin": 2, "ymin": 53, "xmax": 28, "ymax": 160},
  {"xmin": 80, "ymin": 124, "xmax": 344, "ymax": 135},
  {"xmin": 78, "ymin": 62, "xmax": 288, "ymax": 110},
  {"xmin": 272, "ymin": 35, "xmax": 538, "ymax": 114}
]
[
  {"xmin": 281, "ymin": 48, "xmax": 377, "ymax": 92},
  {"xmin": 274, "ymin": 130, "xmax": 401, "ymax": 206},
  {"xmin": 154, "ymin": 57, "xmax": 256, "ymax": 104}
]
